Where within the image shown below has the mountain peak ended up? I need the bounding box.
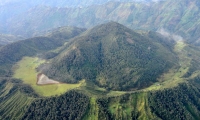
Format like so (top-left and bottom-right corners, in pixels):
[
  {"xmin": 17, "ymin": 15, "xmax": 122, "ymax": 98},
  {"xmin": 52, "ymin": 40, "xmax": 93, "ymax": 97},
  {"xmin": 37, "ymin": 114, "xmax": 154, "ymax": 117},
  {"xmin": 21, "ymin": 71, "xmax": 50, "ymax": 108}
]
[
  {"xmin": 43, "ymin": 22, "xmax": 177, "ymax": 90},
  {"xmin": 90, "ymin": 21, "xmax": 127, "ymax": 32}
]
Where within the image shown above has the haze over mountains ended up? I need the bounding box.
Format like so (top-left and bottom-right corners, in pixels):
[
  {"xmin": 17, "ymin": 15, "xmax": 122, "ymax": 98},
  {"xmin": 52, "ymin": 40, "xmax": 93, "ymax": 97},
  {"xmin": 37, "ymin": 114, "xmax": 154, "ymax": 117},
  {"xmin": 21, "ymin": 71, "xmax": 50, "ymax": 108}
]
[
  {"xmin": 1, "ymin": 0, "xmax": 200, "ymax": 46},
  {"xmin": 1, "ymin": 0, "xmax": 200, "ymax": 120},
  {"xmin": 0, "ymin": 0, "xmax": 156, "ymax": 7}
]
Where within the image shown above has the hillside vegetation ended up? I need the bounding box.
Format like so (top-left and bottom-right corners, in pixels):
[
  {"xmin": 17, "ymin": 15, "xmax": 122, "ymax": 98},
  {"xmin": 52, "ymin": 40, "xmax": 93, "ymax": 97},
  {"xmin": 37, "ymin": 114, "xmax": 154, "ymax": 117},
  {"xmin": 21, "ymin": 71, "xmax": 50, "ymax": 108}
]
[
  {"xmin": 0, "ymin": 78, "xmax": 37, "ymax": 119},
  {"xmin": 1, "ymin": 22, "xmax": 200, "ymax": 119},
  {"xmin": 22, "ymin": 91, "xmax": 89, "ymax": 120},
  {"xmin": 0, "ymin": 27, "xmax": 85, "ymax": 77},
  {"xmin": 43, "ymin": 22, "xmax": 177, "ymax": 90}
]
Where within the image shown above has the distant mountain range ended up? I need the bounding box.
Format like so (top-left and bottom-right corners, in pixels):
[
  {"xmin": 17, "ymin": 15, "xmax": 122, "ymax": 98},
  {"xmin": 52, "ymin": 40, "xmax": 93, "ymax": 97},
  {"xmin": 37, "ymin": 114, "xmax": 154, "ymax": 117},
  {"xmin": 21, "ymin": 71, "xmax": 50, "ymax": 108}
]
[
  {"xmin": 0, "ymin": 0, "xmax": 159, "ymax": 7},
  {"xmin": 1, "ymin": 0, "xmax": 200, "ymax": 46},
  {"xmin": 0, "ymin": 34, "xmax": 24, "ymax": 45}
]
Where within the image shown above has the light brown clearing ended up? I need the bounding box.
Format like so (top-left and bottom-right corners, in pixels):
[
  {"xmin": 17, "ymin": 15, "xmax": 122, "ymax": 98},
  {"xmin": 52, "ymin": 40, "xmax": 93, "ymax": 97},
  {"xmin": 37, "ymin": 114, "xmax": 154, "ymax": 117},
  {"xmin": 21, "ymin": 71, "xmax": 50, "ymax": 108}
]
[{"xmin": 37, "ymin": 73, "xmax": 60, "ymax": 85}]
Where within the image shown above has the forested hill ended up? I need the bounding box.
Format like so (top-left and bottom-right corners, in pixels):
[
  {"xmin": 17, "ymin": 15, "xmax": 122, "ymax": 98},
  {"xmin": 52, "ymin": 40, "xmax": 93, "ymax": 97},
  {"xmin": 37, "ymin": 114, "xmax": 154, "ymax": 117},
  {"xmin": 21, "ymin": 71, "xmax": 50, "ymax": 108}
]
[
  {"xmin": 43, "ymin": 22, "xmax": 177, "ymax": 90},
  {"xmin": 1, "ymin": 22, "xmax": 200, "ymax": 119},
  {"xmin": 0, "ymin": 26, "xmax": 85, "ymax": 77},
  {"xmin": 2, "ymin": 0, "xmax": 200, "ymax": 45}
]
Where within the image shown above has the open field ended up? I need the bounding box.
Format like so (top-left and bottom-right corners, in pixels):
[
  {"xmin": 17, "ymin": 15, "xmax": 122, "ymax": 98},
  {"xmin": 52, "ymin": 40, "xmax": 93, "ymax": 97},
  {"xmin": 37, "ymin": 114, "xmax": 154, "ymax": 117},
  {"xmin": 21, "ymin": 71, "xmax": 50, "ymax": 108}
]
[
  {"xmin": 83, "ymin": 97, "xmax": 99, "ymax": 120},
  {"xmin": 13, "ymin": 57, "xmax": 85, "ymax": 97}
]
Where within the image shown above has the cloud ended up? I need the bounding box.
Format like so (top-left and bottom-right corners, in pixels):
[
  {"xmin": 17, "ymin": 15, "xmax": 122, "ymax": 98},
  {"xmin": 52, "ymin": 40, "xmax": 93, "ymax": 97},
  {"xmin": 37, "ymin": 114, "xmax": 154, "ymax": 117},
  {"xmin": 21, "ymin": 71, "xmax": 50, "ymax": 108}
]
[
  {"xmin": 172, "ymin": 34, "xmax": 183, "ymax": 42},
  {"xmin": 157, "ymin": 28, "xmax": 170, "ymax": 37},
  {"xmin": 157, "ymin": 28, "xmax": 183, "ymax": 42}
]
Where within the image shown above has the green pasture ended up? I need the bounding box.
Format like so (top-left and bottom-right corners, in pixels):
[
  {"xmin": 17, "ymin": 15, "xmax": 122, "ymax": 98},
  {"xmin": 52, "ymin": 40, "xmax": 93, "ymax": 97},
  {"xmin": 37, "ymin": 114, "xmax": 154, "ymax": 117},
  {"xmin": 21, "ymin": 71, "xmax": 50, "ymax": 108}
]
[{"xmin": 13, "ymin": 57, "xmax": 85, "ymax": 97}]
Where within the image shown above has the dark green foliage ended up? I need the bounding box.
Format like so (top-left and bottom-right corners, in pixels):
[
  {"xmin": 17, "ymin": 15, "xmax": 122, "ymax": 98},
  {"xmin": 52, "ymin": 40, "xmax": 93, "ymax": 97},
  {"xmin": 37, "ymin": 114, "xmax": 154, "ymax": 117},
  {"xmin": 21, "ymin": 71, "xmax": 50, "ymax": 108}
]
[
  {"xmin": 38, "ymin": 51, "xmax": 59, "ymax": 59},
  {"xmin": 0, "ymin": 78, "xmax": 8, "ymax": 98},
  {"xmin": 148, "ymin": 83, "xmax": 200, "ymax": 120},
  {"xmin": 44, "ymin": 22, "xmax": 177, "ymax": 90},
  {"xmin": 0, "ymin": 37, "xmax": 60, "ymax": 76},
  {"xmin": 22, "ymin": 91, "xmax": 89, "ymax": 120},
  {"xmin": 97, "ymin": 98, "xmax": 112, "ymax": 120},
  {"xmin": 0, "ymin": 27, "xmax": 85, "ymax": 77}
]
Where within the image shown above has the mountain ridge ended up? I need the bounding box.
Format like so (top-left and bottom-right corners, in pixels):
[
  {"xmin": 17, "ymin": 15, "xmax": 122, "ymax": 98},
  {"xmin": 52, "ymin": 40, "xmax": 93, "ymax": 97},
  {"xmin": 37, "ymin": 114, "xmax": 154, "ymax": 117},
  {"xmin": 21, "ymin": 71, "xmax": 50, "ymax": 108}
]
[
  {"xmin": 0, "ymin": 26, "xmax": 85, "ymax": 76},
  {"xmin": 42, "ymin": 22, "xmax": 177, "ymax": 90},
  {"xmin": 2, "ymin": 0, "xmax": 200, "ymax": 45}
]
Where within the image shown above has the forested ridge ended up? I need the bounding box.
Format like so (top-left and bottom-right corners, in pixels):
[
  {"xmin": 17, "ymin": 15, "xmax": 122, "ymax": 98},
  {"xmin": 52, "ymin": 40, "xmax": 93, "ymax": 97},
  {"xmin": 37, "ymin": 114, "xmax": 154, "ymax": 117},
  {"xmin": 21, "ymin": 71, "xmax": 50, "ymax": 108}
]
[
  {"xmin": 149, "ymin": 83, "xmax": 200, "ymax": 120},
  {"xmin": 0, "ymin": 27, "xmax": 85, "ymax": 77},
  {"xmin": 43, "ymin": 22, "xmax": 177, "ymax": 91},
  {"xmin": 22, "ymin": 91, "xmax": 89, "ymax": 120}
]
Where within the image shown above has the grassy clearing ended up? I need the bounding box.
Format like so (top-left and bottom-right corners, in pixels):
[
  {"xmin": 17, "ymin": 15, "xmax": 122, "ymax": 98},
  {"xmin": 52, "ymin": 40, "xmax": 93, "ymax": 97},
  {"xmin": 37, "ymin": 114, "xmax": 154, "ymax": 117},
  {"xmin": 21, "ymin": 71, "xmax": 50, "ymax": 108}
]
[
  {"xmin": 83, "ymin": 97, "xmax": 99, "ymax": 120},
  {"xmin": 13, "ymin": 57, "xmax": 130, "ymax": 97},
  {"xmin": 135, "ymin": 93, "xmax": 156, "ymax": 120},
  {"xmin": 108, "ymin": 92, "xmax": 158, "ymax": 120},
  {"xmin": 79, "ymin": 80, "xmax": 127, "ymax": 98},
  {"xmin": 106, "ymin": 91, "xmax": 127, "ymax": 97},
  {"xmin": 13, "ymin": 57, "xmax": 85, "ymax": 97}
]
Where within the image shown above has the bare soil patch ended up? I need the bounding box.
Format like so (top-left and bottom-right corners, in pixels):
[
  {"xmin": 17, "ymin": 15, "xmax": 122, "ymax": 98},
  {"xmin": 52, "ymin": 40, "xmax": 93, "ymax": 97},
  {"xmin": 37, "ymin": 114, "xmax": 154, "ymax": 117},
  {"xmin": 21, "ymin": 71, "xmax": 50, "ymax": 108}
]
[{"xmin": 37, "ymin": 73, "xmax": 60, "ymax": 85}]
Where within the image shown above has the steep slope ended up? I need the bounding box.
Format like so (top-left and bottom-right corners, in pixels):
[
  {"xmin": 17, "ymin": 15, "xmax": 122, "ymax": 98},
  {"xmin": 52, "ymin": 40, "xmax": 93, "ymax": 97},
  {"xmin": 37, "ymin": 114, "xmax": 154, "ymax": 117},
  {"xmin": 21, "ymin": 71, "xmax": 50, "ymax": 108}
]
[
  {"xmin": 43, "ymin": 22, "xmax": 177, "ymax": 90},
  {"xmin": 0, "ymin": 26, "xmax": 85, "ymax": 77},
  {"xmin": 3, "ymin": 0, "xmax": 200, "ymax": 44}
]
